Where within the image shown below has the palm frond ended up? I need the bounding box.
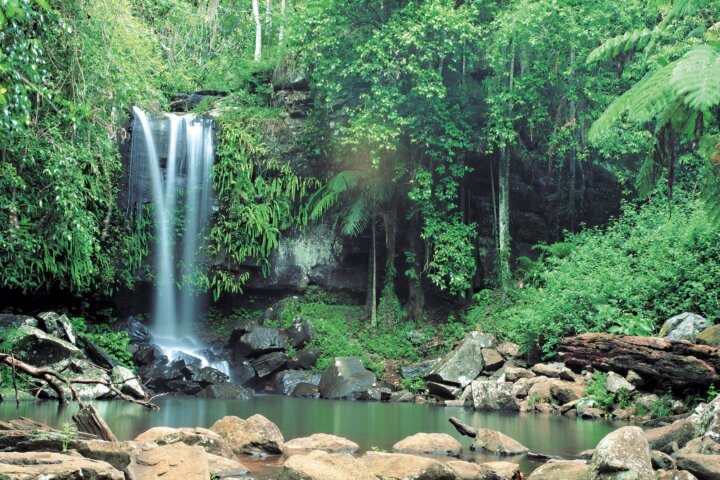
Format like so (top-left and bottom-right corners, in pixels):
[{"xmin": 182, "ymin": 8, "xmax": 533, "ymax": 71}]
[
  {"xmin": 669, "ymin": 44, "xmax": 720, "ymax": 110},
  {"xmin": 342, "ymin": 197, "xmax": 370, "ymax": 237},
  {"xmin": 328, "ymin": 170, "xmax": 362, "ymax": 193}
]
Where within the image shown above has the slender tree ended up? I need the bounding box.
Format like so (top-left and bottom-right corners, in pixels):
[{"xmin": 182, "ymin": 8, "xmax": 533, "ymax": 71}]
[{"xmin": 252, "ymin": 0, "xmax": 262, "ymax": 61}]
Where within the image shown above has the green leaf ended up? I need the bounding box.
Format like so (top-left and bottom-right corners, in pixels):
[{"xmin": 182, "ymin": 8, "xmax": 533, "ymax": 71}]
[{"xmin": 669, "ymin": 45, "xmax": 720, "ymax": 110}]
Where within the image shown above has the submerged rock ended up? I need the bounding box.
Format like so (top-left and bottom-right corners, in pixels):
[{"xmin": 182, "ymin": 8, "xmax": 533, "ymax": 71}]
[{"xmin": 318, "ymin": 357, "xmax": 377, "ymax": 400}]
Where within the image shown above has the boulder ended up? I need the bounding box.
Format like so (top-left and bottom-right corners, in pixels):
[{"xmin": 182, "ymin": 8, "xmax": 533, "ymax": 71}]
[
  {"xmin": 427, "ymin": 381, "xmax": 462, "ymax": 399},
  {"xmin": 110, "ymin": 365, "xmax": 146, "ymax": 399},
  {"xmin": 77, "ymin": 335, "xmax": 118, "ymax": 369},
  {"xmin": 471, "ymin": 428, "xmax": 529, "ymax": 456},
  {"xmin": 284, "ymin": 433, "xmax": 359, "ymax": 453},
  {"xmin": 294, "ymin": 348, "xmax": 321, "ymax": 370},
  {"xmin": 559, "ymin": 333, "xmax": 720, "ymax": 390},
  {"xmin": 113, "ymin": 316, "xmax": 151, "ymax": 344},
  {"xmin": 527, "ymin": 460, "xmax": 589, "ymax": 480},
  {"xmin": 360, "ymin": 451, "xmax": 457, "ymax": 480},
  {"xmin": 446, "ymin": 460, "xmax": 485, "ymax": 479},
  {"xmin": 606, "ymin": 371, "xmax": 636, "ymax": 394},
  {"xmin": 505, "ymin": 367, "xmax": 535, "ymax": 382},
  {"xmin": 0, "ymin": 313, "xmax": 36, "ymax": 330},
  {"xmin": 206, "ymin": 453, "xmax": 248, "ymax": 475},
  {"xmin": 690, "ymin": 395, "xmax": 720, "ymax": 437},
  {"xmin": 589, "ymin": 426, "xmax": 654, "ymax": 480},
  {"xmin": 0, "ymin": 451, "xmax": 123, "ymax": 479},
  {"xmin": 497, "ymin": 342, "xmax": 521, "ymax": 359},
  {"xmin": 400, "ymin": 359, "xmax": 441, "ymax": 379},
  {"xmin": 477, "ymin": 461, "xmax": 521, "ymax": 480},
  {"xmin": 13, "ymin": 325, "xmax": 84, "ymax": 365},
  {"xmin": 134, "ymin": 427, "xmax": 235, "ymax": 459},
  {"xmin": 389, "ymin": 390, "xmax": 415, "ymax": 402},
  {"xmin": 231, "ymin": 360, "xmax": 257, "ymax": 385},
  {"xmin": 654, "ymin": 471, "xmax": 699, "ymax": 480},
  {"xmin": 650, "ymin": 450, "xmax": 675, "ymax": 470},
  {"xmin": 550, "ymin": 381, "xmax": 585, "ymax": 404},
  {"xmin": 44, "ymin": 358, "xmax": 112, "ymax": 399},
  {"xmin": 676, "ymin": 453, "xmax": 720, "ymax": 480},
  {"xmin": 271, "ymin": 370, "xmax": 322, "ymax": 396},
  {"xmin": 482, "ymin": 349, "xmax": 505, "ymax": 371},
  {"xmin": 425, "ymin": 332, "xmax": 492, "ymax": 388},
  {"xmin": 531, "ymin": 363, "xmax": 563, "ymax": 378},
  {"xmin": 697, "ymin": 325, "xmax": 720, "ymax": 347},
  {"xmin": 37, "ymin": 311, "xmax": 76, "ymax": 344},
  {"xmin": 210, "ymin": 414, "xmax": 284, "ymax": 455},
  {"xmin": 125, "ymin": 442, "xmax": 210, "ymax": 479},
  {"xmin": 645, "ymin": 419, "xmax": 698, "ymax": 453},
  {"xmin": 659, "ymin": 313, "xmax": 708, "ymax": 342},
  {"xmin": 75, "ymin": 439, "xmax": 153, "ymax": 471},
  {"xmin": 133, "ymin": 344, "xmax": 161, "ymax": 366},
  {"xmin": 318, "ymin": 357, "xmax": 377, "ymax": 400},
  {"xmin": 166, "ymin": 379, "xmax": 204, "ymax": 395},
  {"xmin": 526, "ymin": 377, "xmax": 555, "ymax": 403},
  {"xmin": 139, "ymin": 358, "xmax": 186, "ymax": 392},
  {"xmin": 292, "ymin": 383, "xmax": 320, "ymax": 398},
  {"xmin": 471, "ymin": 380, "xmax": 518, "ymax": 410},
  {"xmin": 626, "ymin": 370, "xmax": 646, "ymax": 387},
  {"xmin": 284, "ymin": 317, "xmax": 314, "ymax": 349},
  {"xmin": 196, "ymin": 383, "xmax": 254, "ymax": 400},
  {"xmin": 279, "ymin": 450, "xmax": 376, "ymax": 480},
  {"xmin": 183, "ymin": 365, "xmax": 229, "ymax": 385},
  {"xmin": 392, "ymin": 433, "xmax": 462, "ymax": 457},
  {"xmin": 231, "ymin": 326, "xmax": 288, "ymax": 359},
  {"xmin": 250, "ymin": 351, "xmax": 290, "ymax": 378}
]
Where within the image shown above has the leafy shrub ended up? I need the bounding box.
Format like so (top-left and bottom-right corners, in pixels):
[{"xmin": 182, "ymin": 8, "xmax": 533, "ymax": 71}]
[
  {"xmin": 468, "ymin": 195, "xmax": 720, "ymax": 356},
  {"xmin": 70, "ymin": 318, "xmax": 134, "ymax": 370}
]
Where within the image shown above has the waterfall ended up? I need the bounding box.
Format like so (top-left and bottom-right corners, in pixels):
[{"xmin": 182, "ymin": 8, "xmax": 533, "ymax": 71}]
[{"xmin": 129, "ymin": 107, "xmax": 229, "ymax": 376}]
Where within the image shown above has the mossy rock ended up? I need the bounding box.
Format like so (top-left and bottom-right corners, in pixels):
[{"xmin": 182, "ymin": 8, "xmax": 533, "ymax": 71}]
[{"xmin": 697, "ymin": 325, "xmax": 720, "ymax": 347}]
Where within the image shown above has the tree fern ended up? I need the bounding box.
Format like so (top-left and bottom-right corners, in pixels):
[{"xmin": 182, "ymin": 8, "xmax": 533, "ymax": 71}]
[
  {"xmin": 587, "ymin": 28, "xmax": 656, "ymax": 64},
  {"xmin": 669, "ymin": 44, "xmax": 720, "ymax": 110},
  {"xmin": 342, "ymin": 197, "xmax": 370, "ymax": 237}
]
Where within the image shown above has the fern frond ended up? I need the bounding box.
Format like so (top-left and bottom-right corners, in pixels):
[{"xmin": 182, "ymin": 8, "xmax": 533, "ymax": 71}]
[
  {"xmin": 342, "ymin": 197, "xmax": 370, "ymax": 237},
  {"xmin": 669, "ymin": 45, "xmax": 720, "ymax": 110},
  {"xmin": 668, "ymin": 0, "xmax": 705, "ymax": 21},
  {"xmin": 328, "ymin": 170, "xmax": 362, "ymax": 193},
  {"xmin": 589, "ymin": 62, "xmax": 677, "ymax": 142},
  {"xmin": 587, "ymin": 28, "xmax": 655, "ymax": 64}
]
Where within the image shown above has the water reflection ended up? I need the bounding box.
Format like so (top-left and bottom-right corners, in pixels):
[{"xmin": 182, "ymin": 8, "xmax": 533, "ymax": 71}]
[{"xmin": 0, "ymin": 396, "xmax": 619, "ymax": 471}]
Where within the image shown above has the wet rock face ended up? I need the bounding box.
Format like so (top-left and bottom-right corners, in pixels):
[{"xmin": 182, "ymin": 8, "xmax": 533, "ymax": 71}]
[{"xmin": 319, "ymin": 357, "xmax": 377, "ymax": 400}]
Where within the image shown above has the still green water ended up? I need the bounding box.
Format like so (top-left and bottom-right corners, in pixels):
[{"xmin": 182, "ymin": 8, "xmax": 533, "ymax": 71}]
[{"xmin": 0, "ymin": 395, "xmax": 620, "ymax": 473}]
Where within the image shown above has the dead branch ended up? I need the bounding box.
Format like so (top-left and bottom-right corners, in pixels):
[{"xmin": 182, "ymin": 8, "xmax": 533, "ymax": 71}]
[{"xmin": 448, "ymin": 416, "xmax": 478, "ymax": 438}]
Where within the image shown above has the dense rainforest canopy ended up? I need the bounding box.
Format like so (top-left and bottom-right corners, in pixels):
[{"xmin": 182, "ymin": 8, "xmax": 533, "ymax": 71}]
[{"xmin": 1, "ymin": 0, "xmax": 720, "ymax": 356}]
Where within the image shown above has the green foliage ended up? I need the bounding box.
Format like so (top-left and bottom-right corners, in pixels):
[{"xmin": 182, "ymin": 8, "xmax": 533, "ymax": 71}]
[
  {"xmin": 377, "ymin": 283, "xmax": 406, "ymax": 330},
  {"xmin": 70, "ymin": 317, "xmax": 134, "ymax": 370},
  {"xmin": 399, "ymin": 376, "xmax": 426, "ymax": 395},
  {"xmin": 648, "ymin": 394, "xmax": 676, "ymax": 418},
  {"xmin": 585, "ymin": 373, "xmax": 616, "ymax": 412},
  {"xmin": 468, "ymin": 195, "xmax": 720, "ymax": 356}
]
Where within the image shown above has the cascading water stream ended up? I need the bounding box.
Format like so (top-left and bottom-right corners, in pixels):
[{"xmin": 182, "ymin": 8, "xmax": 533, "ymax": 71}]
[{"xmin": 129, "ymin": 107, "xmax": 229, "ymax": 376}]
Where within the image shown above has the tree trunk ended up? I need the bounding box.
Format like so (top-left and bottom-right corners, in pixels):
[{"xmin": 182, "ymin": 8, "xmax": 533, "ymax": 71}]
[
  {"xmin": 370, "ymin": 217, "xmax": 378, "ymax": 329},
  {"xmin": 406, "ymin": 215, "xmax": 425, "ymax": 323},
  {"xmin": 278, "ymin": 0, "xmax": 286, "ymax": 44},
  {"xmin": 498, "ymin": 146, "xmax": 511, "ymax": 297},
  {"xmin": 252, "ymin": 0, "xmax": 262, "ymax": 61},
  {"xmin": 265, "ymin": 0, "xmax": 272, "ymax": 41}
]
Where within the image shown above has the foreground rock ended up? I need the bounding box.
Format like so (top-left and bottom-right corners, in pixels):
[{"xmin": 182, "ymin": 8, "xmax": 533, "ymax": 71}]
[
  {"xmin": 676, "ymin": 453, "xmax": 720, "ymax": 479},
  {"xmin": 446, "ymin": 460, "xmax": 486, "ymax": 479},
  {"xmin": 588, "ymin": 426, "xmax": 654, "ymax": 480},
  {"xmin": 211, "ymin": 414, "xmax": 284, "ymax": 455},
  {"xmin": 284, "ymin": 434, "xmax": 359, "ymax": 453},
  {"xmin": 392, "ymin": 433, "xmax": 461, "ymax": 457},
  {"xmin": 559, "ymin": 333, "xmax": 720, "ymax": 389},
  {"xmin": 318, "ymin": 357, "xmax": 378, "ymax": 400},
  {"xmin": 75, "ymin": 440, "xmax": 154, "ymax": 472},
  {"xmin": 645, "ymin": 419, "xmax": 697, "ymax": 453},
  {"xmin": 361, "ymin": 451, "xmax": 456, "ymax": 480},
  {"xmin": 477, "ymin": 461, "xmax": 522, "ymax": 480},
  {"xmin": 125, "ymin": 443, "xmax": 210, "ymax": 479},
  {"xmin": 279, "ymin": 450, "xmax": 376, "ymax": 480},
  {"xmin": 0, "ymin": 451, "xmax": 123, "ymax": 479},
  {"xmin": 471, "ymin": 428, "xmax": 529, "ymax": 456},
  {"xmin": 526, "ymin": 460, "xmax": 588, "ymax": 480},
  {"xmin": 134, "ymin": 426, "xmax": 235, "ymax": 458}
]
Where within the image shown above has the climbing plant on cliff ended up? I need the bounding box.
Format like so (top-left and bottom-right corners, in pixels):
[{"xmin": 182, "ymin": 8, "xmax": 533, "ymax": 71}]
[{"xmin": 206, "ymin": 99, "xmax": 319, "ymax": 299}]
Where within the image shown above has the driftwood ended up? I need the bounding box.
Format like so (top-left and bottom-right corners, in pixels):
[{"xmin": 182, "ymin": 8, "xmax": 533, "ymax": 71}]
[
  {"xmin": 0, "ymin": 353, "xmax": 159, "ymax": 410},
  {"xmin": 449, "ymin": 416, "xmax": 478, "ymax": 438},
  {"xmin": 72, "ymin": 405, "xmax": 118, "ymax": 441},
  {"xmin": 559, "ymin": 333, "xmax": 720, "ymax": 390}
]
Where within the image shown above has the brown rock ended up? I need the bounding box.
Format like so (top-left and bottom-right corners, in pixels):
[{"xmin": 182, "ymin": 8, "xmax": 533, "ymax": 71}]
[
  {"xmin": 392, "ymin": 432, "xmax": 461, "ymax": 457},
  {"xmin": 361, "ymin": 451, "xmax": 456, "ymax": 480},
  {"xmin": 478, "ymin": 461, "xmax": 521, "ymax": 480},
  {"xmin": 285, "ymin": 434, "xmax": 359, "ymax": 453},
  {"xmin": 211, "ymin": 414, "xmax": 284, "ymax": 455},
  {"xmin": 650, "ymin": 450, "xmax": 675, "ymax": 470},
  {"xmin": 125, "ymin": 443, "xmax": 210, "ymax": 479},
  {"xmin": 471, "ymin": 428, "xmax": 529, "ymax": 456},
  {"xmin": 559, "ymin": 333, "xmax": 720, "ymax": 390},
  {"xmin": 654, "ymin": 471, "xmax": 699, "ymax": 480},
  {"xmin": 0, "ymin": 451, "xmax": 123, "ymax": 479},
  {"xmin": 589, "ymin": 426, "xmax": 654, "ymax": 480},
  {"xmin": 134, "ymin": 426, "xmax": 235, "ymax": 459},
  {"xmin": 676, "ymin": 453, "xmax": 720, "ymax": 480},
  {"xmin": 645, "ymin": 419, "xmax": 698, "ymax": 453},
  {"xmin": 482, "ymin": 349, "xmax": 505, "ymax": 371},
  {"xmin": 447, "ymin": 460, "xmax": 485, "ymax": 479},
  {"xmin": 697, "ymin": 325, "xmax": 720, "ymax": 347},
  {"xmin": 497, "ymin": 343, "xmax": 520, "ymax": 359},
  {"xmin": 279, "ymin": 450, "xmax": 376, "ymax": 480},
  {"xmin": 531, "ymin": 364, "xmax": 563, "ymax": 378},
  {"xmin": 505, "ymin": 367, "xmax": 535, "ymax": 382},
  {"xmin": 533, "ymin": 402, "xmax": 558, "ymax": 414},
  {"xmin": 550, "ymin": 381, "xmax": 585, "ymax": 404},
  {"xmin": 526, "ymin": 460, "xmax": 588, "ymax": 480},
  {"xmin": 76, "ymin": 440, "xmax": 154, "ymax": 471},
  {"xmin": 206, "ymin": 453, "xmax": 248, "ymax": 473}
]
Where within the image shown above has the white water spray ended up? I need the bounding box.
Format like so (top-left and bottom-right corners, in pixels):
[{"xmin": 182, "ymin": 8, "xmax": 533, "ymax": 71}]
[{"xmin": 129, "ymin": 107, "xmax": 229, "ymax": 375}]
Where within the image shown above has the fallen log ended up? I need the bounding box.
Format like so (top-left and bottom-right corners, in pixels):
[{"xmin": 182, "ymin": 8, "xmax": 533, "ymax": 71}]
[
  {"xmin": 448, "ymin": 416, "xmax": 478, "ymax": 438},
  {"xmin": 559, "ymin": 333, "xmax": 720, "ymax": 390},
  {"xmin": 73, "ymin": 405, "xmax": 118, "ymax": 441}
]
